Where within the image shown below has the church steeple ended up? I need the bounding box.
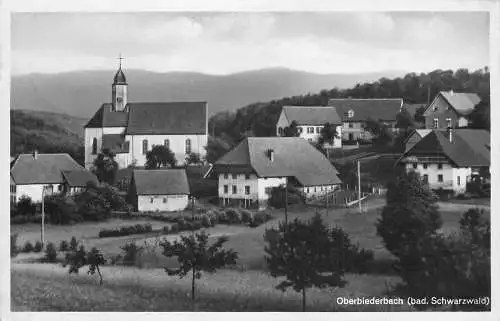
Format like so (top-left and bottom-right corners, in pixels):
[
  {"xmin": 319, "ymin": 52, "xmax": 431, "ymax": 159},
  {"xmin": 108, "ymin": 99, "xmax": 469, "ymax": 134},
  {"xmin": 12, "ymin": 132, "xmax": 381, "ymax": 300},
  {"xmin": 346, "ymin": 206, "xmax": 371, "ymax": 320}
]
[{"xmin": 112, "ymin": 54, "xmax": 128, "ymax": 111}]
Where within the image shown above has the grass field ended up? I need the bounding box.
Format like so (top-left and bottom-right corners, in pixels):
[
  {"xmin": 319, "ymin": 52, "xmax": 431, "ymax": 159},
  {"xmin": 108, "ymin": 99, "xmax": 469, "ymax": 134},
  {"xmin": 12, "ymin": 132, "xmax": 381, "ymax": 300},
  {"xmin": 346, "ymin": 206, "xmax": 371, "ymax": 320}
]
[{"xmin": 11, "ymin": 197, "xmax": 489, "ymax": 311}]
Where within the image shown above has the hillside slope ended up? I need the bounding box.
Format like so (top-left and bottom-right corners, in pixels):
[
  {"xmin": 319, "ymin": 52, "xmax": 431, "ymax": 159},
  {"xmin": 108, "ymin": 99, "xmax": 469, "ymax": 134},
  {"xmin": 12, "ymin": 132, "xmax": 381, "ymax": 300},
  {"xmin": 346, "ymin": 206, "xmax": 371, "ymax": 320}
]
[{"xmin": 11, "ymin": 68, "xmax": 403, "ymax": 118}]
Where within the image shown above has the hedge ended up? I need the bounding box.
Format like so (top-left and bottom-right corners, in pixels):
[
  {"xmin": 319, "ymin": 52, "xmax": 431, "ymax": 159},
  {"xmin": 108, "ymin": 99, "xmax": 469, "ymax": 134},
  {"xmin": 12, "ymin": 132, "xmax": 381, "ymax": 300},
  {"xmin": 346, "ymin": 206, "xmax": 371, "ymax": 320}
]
[{"xmin": 98, "ymin": 223, "xmax": 153, "ymax": 238}]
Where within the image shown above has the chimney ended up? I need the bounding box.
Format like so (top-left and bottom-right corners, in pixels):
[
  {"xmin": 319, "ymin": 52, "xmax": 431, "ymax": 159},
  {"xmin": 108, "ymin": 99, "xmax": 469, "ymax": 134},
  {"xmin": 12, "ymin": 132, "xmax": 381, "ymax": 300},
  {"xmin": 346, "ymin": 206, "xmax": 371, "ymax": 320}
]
[
  {"xmin": 268, "ymin": 149, "xmax": 274, "ymax": 162},
  {"xmin": 32, "ymin": 150, "xmax": 38, "ymax": 160},
  {"xmin": 450, "ymin": 89, "xmax": 454, "ymax": 96}
]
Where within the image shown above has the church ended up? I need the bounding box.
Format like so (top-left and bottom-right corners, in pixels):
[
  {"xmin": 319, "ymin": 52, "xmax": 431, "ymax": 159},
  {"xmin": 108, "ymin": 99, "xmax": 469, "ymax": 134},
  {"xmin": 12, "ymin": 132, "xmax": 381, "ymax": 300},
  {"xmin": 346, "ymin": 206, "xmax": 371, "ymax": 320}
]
[{"xmin": 84, "ymin": 62, "xmax": 208, "ymax": 169}]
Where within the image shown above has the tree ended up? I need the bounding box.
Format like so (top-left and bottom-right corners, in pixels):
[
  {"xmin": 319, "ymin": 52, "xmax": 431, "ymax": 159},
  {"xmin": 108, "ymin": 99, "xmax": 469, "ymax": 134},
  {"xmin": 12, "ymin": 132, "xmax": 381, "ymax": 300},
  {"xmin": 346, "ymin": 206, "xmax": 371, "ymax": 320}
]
[
  {"xmin": 92, "ymin": 150, "xmax": 119, "ymax": 185},
  {"xmin": 63, "ymin": 244, "xmax": 106, "ymax": 286},
  {"xmin": 317, "ymin": 122, "xmax": 339, "ymax": 146},
  {"xmin": 414, "ymin": 106, "xmax": 426, "ymax": 124},
  {"xmin": 16, "ymin": 195, "xmax": 36, "ymax": 216},
  {"xmin": 204, "ymin": 136, "xmax": 233, "ymax": 164},
  {"xmin": 468, "ymin": 100, "xmax": 490, "ymax": 131},
  {"xmin": 264, "ymin": 213, "xmax": 348, "ymax": 311},
  {"xmin": 283, "ymin": 120, "xmax": 300, "ymax": 137},
  {"xmin": 160, "ymin": 232, "xmax": 238, "ymax": 303},
  {"xmin": 145, "ymin": 145, "xmax": 176, "ymax": 169},
  {"xmin": 185, "ymin": 152, "xmax": 202, "ymax": 166},
  {"xmin": 364, "ymin": 118, "xmax": 394, "ymax": 145},
  {"xmin": 395, "ymin": 109, "xmax": 415, "ymax": 130}
]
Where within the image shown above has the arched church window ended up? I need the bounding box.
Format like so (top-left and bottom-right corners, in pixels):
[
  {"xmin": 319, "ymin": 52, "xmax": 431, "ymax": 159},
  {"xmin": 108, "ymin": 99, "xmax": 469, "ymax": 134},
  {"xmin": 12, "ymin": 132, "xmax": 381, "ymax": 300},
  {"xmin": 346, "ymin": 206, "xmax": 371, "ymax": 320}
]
[
  {"xmin": 92, "ymin": 138, "xmax": 97, "ymax": 155},
  {"xmin": 142, "ymin": 139, "xmax": 148, "ymax": 155},
  {"xmin": 164, "ymin": 139, "xmax": 170, "ymax": 149},
  {"xmin": 185, "ymin": 139, "xmax": 192, "ymax": 154}
]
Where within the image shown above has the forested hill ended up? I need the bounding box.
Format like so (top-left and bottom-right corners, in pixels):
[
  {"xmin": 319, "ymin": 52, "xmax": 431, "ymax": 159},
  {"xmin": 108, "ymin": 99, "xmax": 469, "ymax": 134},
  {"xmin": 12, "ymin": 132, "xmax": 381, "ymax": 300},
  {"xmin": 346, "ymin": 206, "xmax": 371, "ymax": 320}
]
[
  {"xmin": 209, "ymin": 68, "xmax": 490, "ymax": 143},
  {"xmin": 10, "ymin": 110, "xmax": 85, "ymax": 165}
]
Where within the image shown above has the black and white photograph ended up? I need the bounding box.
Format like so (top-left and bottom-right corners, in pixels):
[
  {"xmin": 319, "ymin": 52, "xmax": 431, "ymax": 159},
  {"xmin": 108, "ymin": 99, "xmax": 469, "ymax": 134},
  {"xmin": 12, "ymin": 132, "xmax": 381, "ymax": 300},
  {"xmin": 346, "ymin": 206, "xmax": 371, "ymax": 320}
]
[{"xmin": 4, "ymin": 1, "xmax": 497, "ymax": 316}]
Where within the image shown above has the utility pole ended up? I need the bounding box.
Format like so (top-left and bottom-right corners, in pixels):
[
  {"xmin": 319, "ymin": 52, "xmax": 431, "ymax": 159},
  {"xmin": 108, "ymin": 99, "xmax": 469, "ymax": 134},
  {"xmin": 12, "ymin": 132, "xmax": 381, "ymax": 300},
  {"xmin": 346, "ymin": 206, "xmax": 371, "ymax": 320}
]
[
  {"xmin": 191, "ymin": 195, "xmax": 195, "ymax": 234},
  {"xmin": 41, "ymin": 186, "xmax": 46, "ymax": 249},
  {"xmin": 427, "ymin": 85, "xmax": 431, "ymax": 105},
  {"xmin": 357, "ymin": 160, "xmax": 362, "ymax": 213},
  {"xmin": 284, "ymin": 180, "xmax": 288, "ymax": 225},
  {"xmin": 325, "ymin": 188, "xmax": 329, "ymax": 216}
]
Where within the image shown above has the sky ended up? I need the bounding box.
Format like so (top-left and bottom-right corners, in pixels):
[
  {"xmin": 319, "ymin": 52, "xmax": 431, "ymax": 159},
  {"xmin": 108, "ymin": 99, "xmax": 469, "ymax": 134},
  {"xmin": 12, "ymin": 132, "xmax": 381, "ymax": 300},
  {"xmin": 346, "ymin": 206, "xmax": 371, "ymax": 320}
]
[{"xmin": 11, "ymin": 11, "xmax": 490, "ymax": 75}]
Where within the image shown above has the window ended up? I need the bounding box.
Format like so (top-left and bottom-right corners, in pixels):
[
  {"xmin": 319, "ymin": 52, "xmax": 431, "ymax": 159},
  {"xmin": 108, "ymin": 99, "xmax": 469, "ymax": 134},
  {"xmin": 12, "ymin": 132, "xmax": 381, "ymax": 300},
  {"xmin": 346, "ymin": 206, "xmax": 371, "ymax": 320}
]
[
  {"xmin": 438, "ymin": 163, "xmax": 443, "ymax": 170},
  {"xmin": 298, "ymin": 127, "xmax": 303, "ymax": 134},
  {"xmin": 245, "ymin": 186, "xmax": 250, "ymax": 195},
  {"xmin": 245, "ymin": 173, "xmax": 250, "ymax": 180},
  {"xmin": 412, "ymin": 164, "xmax": 418, "ymax": 169},
  {"xmin": 142, "ymin": 139, "xmax": 148, "ymax": 154},
  {"xmin": 164, "ymin": 139, "xmax": 170, "ymax": 149},
  {"xmin": 316, "ymin": 127, "xmax": 321, "ymax": 134},
  {"xmin": 232, "ymin": 186, "xmax": 237, "ymax": 194},
  {"xmin": 348, "ymin": 123, "xmax": 353, "ymax": 128},
  {"xmin": 232, "ymin": 173, "xmax": 237, "ymax": 179},
  {"xmin": 433, "ymin": 118, "xmax": 439, "ymax": 129},
  {"xmin": 92, "ymin": 138, "xmax": 98, "ymax": 155},
  {"xmin": 314, "ymin": 187, "xmax": 317, "ymax": 192},
  {"xmin": 278, "ymin": 127, "xmax": 283, "ymax": 136},
  {"xmin": 343, "ymin": 123, "xmax": 349, "ymax": 129},
  {"xmin": 58, "ymin": 185, "xmax": 62, "ymax": 191},
  {"xmin": 423, "ymin": 164, "xmax": 428, "ymax": 169},
  {"xmin": 223, "ymin": 173, "xmax": 228, "ymax": 179},
  {"xmin": 438, "ymin": 174, "xmax": 443, "ymax": 182},
  {"xmin": 223, "ymin": 185, "xmax": 228, "ymax": 194},
  {"xmin": 446, "ymin": 118, "xmax": 452, "ymax": 129},
  {"xmin": 265, "ymin": 187, "xmax": 272, "ymax": 194},
  {"xmin": 163, "ymin": 198, "xmax": 167, "ymax": 203},
  {"xmin": 423, "ymin": 174, "xmax": 429, "ymax": 183},
  {"xmin": 308, "ymin": 138, "xmax": 313, "ymax": 142},
  {"xmin": 150, "ymin": 197, "xmax": 154, "ymax": 203},
  {"xmin": 307, "ymin": 127, "xmax": 314, "ymax": 134},
  {"xmin": 185, "ymin": 139, "xmax": 191, "ymax": 154},
  {"xmin": 457, "ymin": 176, "xmax": 461, "ymax": 186},
  {"xmin": 306, "ymin": 188, "xmax": 310, "ymax": 193}
]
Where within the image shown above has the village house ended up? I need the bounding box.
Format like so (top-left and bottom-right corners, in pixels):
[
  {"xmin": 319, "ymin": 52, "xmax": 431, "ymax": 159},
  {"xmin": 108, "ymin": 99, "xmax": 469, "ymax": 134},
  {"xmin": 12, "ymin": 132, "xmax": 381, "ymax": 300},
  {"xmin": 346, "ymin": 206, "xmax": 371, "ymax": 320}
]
[
  {"xmin": 327, "ymin": 98, "xmax": 404, "ymax": 142},
  {"xmin": 84, "ymin": 63, "xmax": 208, "ymax": 169},
  {"xmin": 398, "ymin": 128, "xmax": 490, "ymax": 194},
  {"xmin": 403, "ymin": 129, "xmax": 433, "ymax": 152},
  {"xmin": 423, "ymin": 90, "xmax": 480, "ymax": 129},
  {"xmin": 128, "ymin": 169, "xmax": 190, "ymax": 212},
  {"xmin": 207, "ymin": 137, "xmax": 342, "ymax": 209},
  {"xmin": 10, "ymin": 151, "xmax": 97, "ymax": 203},
  {"xmin": 275, "ymin": 106, "xmax": 342, "ymax": 148}
]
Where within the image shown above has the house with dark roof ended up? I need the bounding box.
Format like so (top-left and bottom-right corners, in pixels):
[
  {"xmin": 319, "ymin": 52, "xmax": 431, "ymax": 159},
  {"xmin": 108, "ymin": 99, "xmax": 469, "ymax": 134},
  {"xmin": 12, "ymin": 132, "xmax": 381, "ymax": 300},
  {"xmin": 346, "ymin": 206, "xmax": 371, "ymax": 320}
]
[
  {"xmin": 403, "ymin": 129, "xmax": 434, "ymax": 152},
  {"xmin": 128, "ymin": 169, "xmax": 190, "ymax": 212},
  {"xmin": 397, "ymin": 129, "xmax": 490, "ymax": 194},
  {"xmin": 327, "ymin": 98, "xmax": 404, "ymax": 142},
  {"xmin": 275, "ymin": 106, "xmax": 342, "ymax": 147},
  {"xmin": 84, "ymin": 63, "xmax": 208, "ymax": 169},
  {"xmin": 207, "ymin": 137, "xmax": 342, "ymax": 208},
  {"xmin": 423, "ymin": 90, "xmax": 480, "ymax": 130},
  {"xmin": 10, "ymin": 151, "xmax": 97, "ymax": 202}
]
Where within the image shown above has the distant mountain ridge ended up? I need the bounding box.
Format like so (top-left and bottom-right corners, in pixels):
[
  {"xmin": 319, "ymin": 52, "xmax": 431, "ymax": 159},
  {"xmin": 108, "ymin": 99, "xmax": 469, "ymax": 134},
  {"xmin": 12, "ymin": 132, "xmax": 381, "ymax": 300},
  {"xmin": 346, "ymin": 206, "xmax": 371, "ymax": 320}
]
[{"xmin": 11, "ymin": 68, "xmax": 404, "ymax": 119}]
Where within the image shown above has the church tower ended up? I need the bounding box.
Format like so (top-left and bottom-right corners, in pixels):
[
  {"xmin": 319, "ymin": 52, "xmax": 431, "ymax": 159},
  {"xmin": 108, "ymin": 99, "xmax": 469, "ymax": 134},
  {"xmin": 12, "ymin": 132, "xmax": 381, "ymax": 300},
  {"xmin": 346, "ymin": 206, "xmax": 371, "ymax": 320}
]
[{"xmin": 111, "ymin": 57, "xmax": 128, "ymax": 111}]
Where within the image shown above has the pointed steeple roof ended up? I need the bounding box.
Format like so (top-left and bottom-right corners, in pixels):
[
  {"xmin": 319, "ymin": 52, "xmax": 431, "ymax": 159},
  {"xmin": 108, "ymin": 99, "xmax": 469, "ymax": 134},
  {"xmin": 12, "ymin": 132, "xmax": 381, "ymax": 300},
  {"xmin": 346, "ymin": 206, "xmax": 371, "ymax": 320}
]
[{"xmin": 113, "ymin": 66, "xmax": 127, "ymax": 85}]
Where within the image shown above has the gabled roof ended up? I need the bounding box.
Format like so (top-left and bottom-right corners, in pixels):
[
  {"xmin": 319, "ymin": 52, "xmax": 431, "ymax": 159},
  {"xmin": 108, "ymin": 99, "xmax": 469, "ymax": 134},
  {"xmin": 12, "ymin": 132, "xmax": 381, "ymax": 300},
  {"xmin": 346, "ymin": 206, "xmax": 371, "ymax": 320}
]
[
  {"xmin": 327, "ymin": 98, "xmax": 403, "ymax": 122},
  {"xmin": 126, "ymin": 102, "xmax": 207, "ymax": 135},
  {"xmin": 214, "ymin": 137, "xmax": 342, "ymax": 186},
  {"xmin": 102, "ymin": 134, "xmax": 130, "ymax": 154},
  {"xmin": 61, "ymin": 170, "xmax": 99, "ymax": 187},
  {"xmin": 439, "ymin": 91, "xmax": 480, "ymax": 115},
  {"xmin": 281, "ymin": 106, "xmax": 341, "ymax": 126},
  {"xmin": 11, "ymin": 153, "xmax": 84, "ymax": 185},
  {"xmin": 402, "ymin": 129, "xmax": 434, "ymax": 148},
  {"xmin": 402, "ymin": 129, "xmax": 490, "ymax": 167},
  {"xmin": 133, "ymin": 169, "xmax": 190, "ymax": 195},
  {"xmin": 85, "ymin": 104, "xmax": 129, "ymax": 128}
]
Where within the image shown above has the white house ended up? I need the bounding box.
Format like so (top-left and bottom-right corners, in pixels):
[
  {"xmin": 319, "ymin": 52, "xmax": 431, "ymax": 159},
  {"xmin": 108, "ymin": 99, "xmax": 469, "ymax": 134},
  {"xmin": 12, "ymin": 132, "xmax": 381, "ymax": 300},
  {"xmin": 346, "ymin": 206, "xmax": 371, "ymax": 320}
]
[
  {"xmin": 10, "ymin": 152, "xmax": 96, "ymax": 203},
  {"xmin": 398, "ymin": 129, "xmax": 490, "ymax": 194},
  {"xmin": 84, "ymin": 64, "xmax": 208, "ymax": 169},
  {"xmin": 129, "ymin": 169, "xmax": 190, "ymax": 212},
  {"xmin": 275, "ymin": 106, "xmax": 342, "ymax": 148},
  {"xmin": 207, "ymin": 137, "xmax": 342, "ymax": 208}
]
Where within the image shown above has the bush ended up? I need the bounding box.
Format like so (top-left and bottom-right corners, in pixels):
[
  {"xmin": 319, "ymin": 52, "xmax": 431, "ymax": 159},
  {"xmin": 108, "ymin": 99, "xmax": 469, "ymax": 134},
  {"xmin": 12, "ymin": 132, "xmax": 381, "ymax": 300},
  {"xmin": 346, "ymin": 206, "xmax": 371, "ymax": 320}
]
[
  {"xmin": 268, "ymin": 186, "xmax": 305, "ymax": 209},
  {"xmin": 16, "ymin": 195, "xmax": 37, "ymax": 216},
  {"xmin": 44, "ymin": 242, "xmax": 58, "ymax": 263},
  {"xmin": 98, "ymin": 223, "xmax": 154, "ymax": 238},
  {"xmin": 69, "ymin": 236, "xmax": 78, "ymax": 251},
  {"xmin": 23, "ymin": 241, "xmax": 34, "ymax": 253},
  {"xmin": 225, "ymin": 208, "xmax": 242, "ymax": 224},
  {"xmin": 11, "ymin": 234, "xmax": 19, "ymax": 258},
  {"xmin": 170, "ymin": 223, "xmax": 180, "ymax": 233},
  {"xmin": 240, "ymin": 209, "xmax": 254, "ymax": 223},
  {"xmin": 120, "ymin": 242, "xmax": 144, "ymax": 266},
  {"xmin": 34, "ymin": 241, "xmax": 43, "ymax": 253},
  {"xmin": 206, "ymin": 209, "xmax": 218, "ymax": 225},
  {"xmin": 217, "ymin": 210, "xmax": 229, "ymax": 224},
  {"xmin": 44, "ymin": 195, "xmax": 83, "ymax": 225},
  {"xmin": 58, "ymin": 240, "xmax": 69, "ymax": 252},
  {"xmin": 191, "ymin": 221, "xmax": 203, "ymax": 230},
  {"xmin": 162, "ymin": 226, "xmax": 170, "ymax": 234},
  {"xmin": 254, "ymin": 211, "xmax": 273, "ymax": 225},
  {"xmin": 200, "ymin": 214, "xmax": 212, "ymax": 228},
  {"xmin": 10, "ymin": 214, "xmax": 43, "ymax": 225}
]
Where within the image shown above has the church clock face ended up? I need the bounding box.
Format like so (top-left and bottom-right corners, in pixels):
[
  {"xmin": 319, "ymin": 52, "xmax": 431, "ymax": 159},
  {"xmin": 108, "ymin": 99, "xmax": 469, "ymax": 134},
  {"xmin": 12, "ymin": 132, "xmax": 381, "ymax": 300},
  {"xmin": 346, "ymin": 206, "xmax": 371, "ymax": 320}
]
[{"xmin": 117, "ymin": 97, "xmax": 123, "ymax": 103}]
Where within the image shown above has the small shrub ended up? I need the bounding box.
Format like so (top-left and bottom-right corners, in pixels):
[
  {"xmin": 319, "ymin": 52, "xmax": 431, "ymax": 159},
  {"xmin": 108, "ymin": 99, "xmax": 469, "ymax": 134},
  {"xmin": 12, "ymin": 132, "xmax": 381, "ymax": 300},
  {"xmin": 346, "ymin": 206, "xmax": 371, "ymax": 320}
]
[
  {"xmin": 144, "ymin": 223, "xmax": 153, "ymax": 232},
  {"xmin": 98, "ymin": 223, "xmax": 154, "ymax": 238},
  {"xmin": 200, "ymin": 214, "xmax": 211, "ymax": 228},
  {"xmin": 254, "ymin": 211, "xmax": 273, "ymax": 225},
  {"xmin": 11, "ymin": 234, "xmax": 19, "ymax": 258},
  {"xmin": 69, "ymin": 236, "xmax": 78, "ymax": 251},
  {"xmin": 170, "ymin": 223, "xmax": 180, "ymax": 233},
  {"xmin": 44, "ymin": 242, "xmax": 58, "ymax": 263},
  {"xmin": 225, "ymin": 208, "xmax": 242, "ymax": 224},
  {"xmin": 162, "ymin": 226, "xmax": 170, "ymax": 234},
  {"xmin": 206, "ymin": 210, "xmax": 218, "ymax": 225},
  {"xmin": 23, "ymin": 241, "xmax": 34, "ymax": 253},
  {"xmin": 217, "ymin": 210, "xmax": 229, "ymax": 224},
  {"xmin": 192, "ymin": 221, "xmax": 203, "ymax": 230},
  {"xmin": 59, "ymin": 240, "xmax": 69, "ymax": 252},
  {"xmin": 34, "ymin": 241, "xmax": 43, "ymax": 253},
  {"xmin": 240, "ymin": 209, "xmax": 254, "ymax": 223},
  {"xmin": 120, "ymin": 242, "xmax": 144, "ymax": 266}
]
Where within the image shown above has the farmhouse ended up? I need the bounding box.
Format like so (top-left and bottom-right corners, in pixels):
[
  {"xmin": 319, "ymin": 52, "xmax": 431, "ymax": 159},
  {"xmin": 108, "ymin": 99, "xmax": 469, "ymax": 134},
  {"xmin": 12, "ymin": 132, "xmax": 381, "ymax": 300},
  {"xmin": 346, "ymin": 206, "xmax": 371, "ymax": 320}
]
[
  {"xmin": 327, "ymin": 98, "xmax": 403, "ymax": 142},
  {"xmin": 128, "ymin": 169, "xmax": 190, "ymax": 212},
  {"xmin": 423, "ymin": 90, "xmax": 480, "ymax": 129},
  {"xmin": 403, "ymin": 129, "xmax": 433, "ymax": 152},
  {"xmin": 10, "ymin": 151, "xmax": 96, "ymax": 203},
  {"xmin": 398, "ymin": 128, "xmax": 490, "ymax": 194},
  {"xmin": 84, "ymin": 63, "xmax": 208, "ymax": 169},
  {"xmin": 275, "ymin": 106, "xmax": 342, "ymax": 148},
  {"xmin": 208, "ymin": 137, "xmax": 342, "ymax": 208}
]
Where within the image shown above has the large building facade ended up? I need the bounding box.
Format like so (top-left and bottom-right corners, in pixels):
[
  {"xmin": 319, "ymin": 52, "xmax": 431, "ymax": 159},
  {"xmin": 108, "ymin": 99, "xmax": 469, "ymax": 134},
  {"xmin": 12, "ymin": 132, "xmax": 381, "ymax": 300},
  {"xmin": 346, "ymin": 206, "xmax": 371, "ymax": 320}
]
[{"xmin": 84, "ymin": 65, "xmax": 208, "ymax": 169}]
